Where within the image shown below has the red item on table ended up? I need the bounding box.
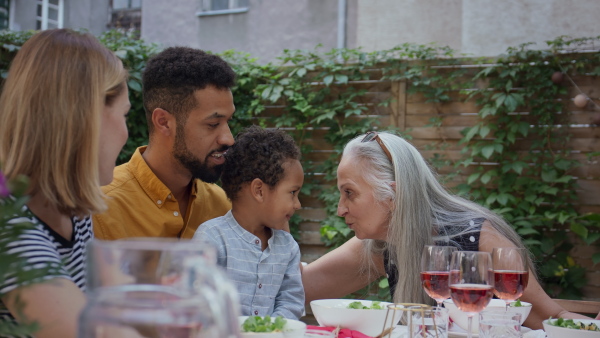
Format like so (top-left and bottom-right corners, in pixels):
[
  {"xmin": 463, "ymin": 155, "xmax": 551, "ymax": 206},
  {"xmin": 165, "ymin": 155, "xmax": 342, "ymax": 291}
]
[{"xmin": 306, "ymin": 325, "xmax": 375, "ymax": 338}]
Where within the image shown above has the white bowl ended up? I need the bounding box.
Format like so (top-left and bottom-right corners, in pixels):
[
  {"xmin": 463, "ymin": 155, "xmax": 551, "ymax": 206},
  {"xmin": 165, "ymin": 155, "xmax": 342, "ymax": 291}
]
[
  {"xmin": 310, "ymin": 299, "xmax": 400, "ymax": 337},
  {"xmin": 239, "ymin": 316, "xmax": 307, "ymax": 338},
  {"xmin": 443, "ymin": 299, "xmax": 532, "ymax": 334},
  {"xmin": 543, "ymin": 319, "xmax": 600, "ymax": 338}
]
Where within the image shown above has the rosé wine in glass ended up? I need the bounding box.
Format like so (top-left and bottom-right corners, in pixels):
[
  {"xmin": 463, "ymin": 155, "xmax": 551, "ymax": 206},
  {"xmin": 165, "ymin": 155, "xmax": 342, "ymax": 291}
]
[
  {"xmin": 449, "ymin": 251, "xmax": 493, "ymax": 338},
  {"xmin": 492, "ymin": 248, "xmax": 529, "ymax": 309},
  {"xmin": 420, "ymin": 245, "xmax": 457, "ymax": 307}
]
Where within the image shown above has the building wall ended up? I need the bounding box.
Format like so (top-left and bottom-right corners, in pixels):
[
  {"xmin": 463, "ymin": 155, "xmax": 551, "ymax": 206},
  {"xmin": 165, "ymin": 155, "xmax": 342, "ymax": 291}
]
[
  {"xmin": 10, "ymin": 0, "xmax": 36, "ymax": 31},
  {"xmin": 141, "ymin": 0, "xmax": 346, "ymax": 63},
  {"xmin": 64, "ymin": 0, "xmax": 110, "ymax": 35},
  {"xmin": 357, "ymin": 0, "xmax": 600, "ymax": 57}
]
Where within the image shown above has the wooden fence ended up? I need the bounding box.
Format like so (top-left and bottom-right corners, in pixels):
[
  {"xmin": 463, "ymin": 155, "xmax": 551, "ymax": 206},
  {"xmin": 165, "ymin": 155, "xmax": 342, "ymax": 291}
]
[{"xmin": 260, "ymin": 62, "xmax": 600, "ymax": 300}]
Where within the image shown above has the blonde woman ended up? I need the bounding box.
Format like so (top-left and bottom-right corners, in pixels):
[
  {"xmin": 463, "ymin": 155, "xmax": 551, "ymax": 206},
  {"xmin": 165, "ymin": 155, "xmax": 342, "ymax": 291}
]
[
  {"xmin": 302, "ymin": 131, "xmax": 590, "ymax": 330},
  {"xmin": 0, "ymin": 29, "xmax": 129, "ymax": 338}
]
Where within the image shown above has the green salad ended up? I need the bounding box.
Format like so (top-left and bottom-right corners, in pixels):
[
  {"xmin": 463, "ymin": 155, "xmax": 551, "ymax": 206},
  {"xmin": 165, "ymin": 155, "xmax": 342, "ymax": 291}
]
[
  {"xmin": 347, "ymin": 301, "xmax": 383, "ymax": 309},
  {"xmin": 510, "ymin": 299, "xmax": 522, "ymax": 307},
  {"xmin": 547, "ymin": 318, "xmax": 600, "ymax": 332},
  {"xmin": 242, "ymin": 315, "xmax": 287, "ymax": 333}
]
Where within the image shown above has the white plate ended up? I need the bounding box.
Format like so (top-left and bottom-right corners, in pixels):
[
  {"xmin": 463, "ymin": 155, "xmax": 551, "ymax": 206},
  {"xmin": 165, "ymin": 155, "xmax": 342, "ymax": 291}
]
[{"xmin": 448, "ymin": 324, "xmax": 532, "ymax": 338}]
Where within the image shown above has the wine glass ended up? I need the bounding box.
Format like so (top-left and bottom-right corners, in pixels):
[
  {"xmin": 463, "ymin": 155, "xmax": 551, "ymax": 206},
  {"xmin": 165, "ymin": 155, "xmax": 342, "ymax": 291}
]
[
  {"xmin": 420, "ymin": 245, "xmax": 457, "ymax": 307},
  {"xmin": 449, "ymin": 251, "xmax": 494, "ymax": 338},
  {"xmin": 491, "ymin": 247, "xmax": 529, "ymax": 310}
]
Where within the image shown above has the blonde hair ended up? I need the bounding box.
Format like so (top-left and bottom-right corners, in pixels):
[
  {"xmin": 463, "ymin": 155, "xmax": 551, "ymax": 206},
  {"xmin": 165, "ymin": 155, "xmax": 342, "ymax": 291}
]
[
  {"xmin": 0, "ymin": 29, "xmax": 128, "ymax": 216},
  {"xmin": 342, "ymin": 132, "xmax": 534, "ymax": 305}
]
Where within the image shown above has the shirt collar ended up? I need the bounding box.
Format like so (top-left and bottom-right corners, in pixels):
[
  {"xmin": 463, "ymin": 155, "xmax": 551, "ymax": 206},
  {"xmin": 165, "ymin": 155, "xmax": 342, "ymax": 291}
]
[{"xmin": 129, "ymin": 146, "xmax": 173, "ymax": 208}]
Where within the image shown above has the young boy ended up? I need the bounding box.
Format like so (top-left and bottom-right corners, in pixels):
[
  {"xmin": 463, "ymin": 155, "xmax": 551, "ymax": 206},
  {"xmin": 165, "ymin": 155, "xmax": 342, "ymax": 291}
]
[{"xmin": 193, "ymin": 126, "xmax": 305, "ymax": 320}]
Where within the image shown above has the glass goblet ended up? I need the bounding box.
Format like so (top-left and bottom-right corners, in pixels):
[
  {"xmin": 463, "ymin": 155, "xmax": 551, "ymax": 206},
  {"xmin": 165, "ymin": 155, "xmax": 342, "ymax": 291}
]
[
  {"xmin": 420, "ymin": 245, "xmax": 457, "ymax": 307},
  {"xmin": 449, "ymin": 251, "xmax": 494, "ymax": 338},
  {"xmin": 491, "ymin": 247, "xmax": 529, "ymax": 310}
]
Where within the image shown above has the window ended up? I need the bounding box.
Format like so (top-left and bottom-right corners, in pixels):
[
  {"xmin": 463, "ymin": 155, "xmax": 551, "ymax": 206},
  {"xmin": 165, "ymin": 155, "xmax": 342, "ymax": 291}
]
[
  {"xmin": 197, "ymin": 0, "xmax": 249, "ymax": 16},
  {"xmin": 109, "ymin": 0, "xmax": 141, "ymax": 33},
  {"xmin": 112, "ymin": 0, "xmax": 141, "ymax": 10},
  {"xmin": 36, "ymin": 0, "xmax": 63, "ymax": 30},
  {"xmin": 0, "ymin": 0, "xmax": 9, "ymax": 30}
]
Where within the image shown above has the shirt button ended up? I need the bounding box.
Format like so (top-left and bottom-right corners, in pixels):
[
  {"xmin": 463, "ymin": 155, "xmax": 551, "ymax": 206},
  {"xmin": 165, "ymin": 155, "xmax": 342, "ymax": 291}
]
[
  {"xmin": 167, "ymin": 194, "xmax": 172, "ymax": 199},
  {"xmin": 157, "ymin": 200, "xmax": 162, "ymax": 205},
  {"xmin": 174, "ymin": 211, "xmax": 179, "ymax": 217},
  {"xmin": 254, "ymin": 310, "xmax": 258, "ymax": 315},
  {"xmin": 258, "ymin": 283, "xmax": 262, "ymax": 289},
  {"xmin": 255, "ymin": 239, "xmax": 259, "ymax": 245}
]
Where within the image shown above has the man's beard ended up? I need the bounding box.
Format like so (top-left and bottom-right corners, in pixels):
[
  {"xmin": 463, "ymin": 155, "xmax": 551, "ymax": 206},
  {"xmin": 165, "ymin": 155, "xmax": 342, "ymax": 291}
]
[{"xmin": 172, "ymin": 127, "xmax": 225, "ymax": 183}]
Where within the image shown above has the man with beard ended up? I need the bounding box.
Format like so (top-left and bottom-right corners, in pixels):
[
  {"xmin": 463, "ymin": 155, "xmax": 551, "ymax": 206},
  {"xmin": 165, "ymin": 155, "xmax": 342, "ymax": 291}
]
[{"xmin": 93, "ymin": 47, "xmax": 235, "ymax": 240}]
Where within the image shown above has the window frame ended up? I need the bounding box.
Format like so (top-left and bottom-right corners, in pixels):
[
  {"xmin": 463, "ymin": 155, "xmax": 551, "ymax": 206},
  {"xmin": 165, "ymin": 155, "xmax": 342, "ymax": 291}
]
[
  {"xmin": 196, "ymin": 0, "xmax": 249, "ymax": 17},
  {"xmin": 36, "ymin": 0, "xmax": 63, "ymax": 30}
]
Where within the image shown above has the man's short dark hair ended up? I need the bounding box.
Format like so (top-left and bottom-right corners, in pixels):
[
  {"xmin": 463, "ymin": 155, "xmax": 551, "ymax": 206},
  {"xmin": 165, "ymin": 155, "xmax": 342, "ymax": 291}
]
[
  {"xmin": 221, "ymin": 126, "xmax": 301, "ymax": 201},
  {"xmin": 142, "ymin": 47, "xmax": 235, "ymax": 134}
]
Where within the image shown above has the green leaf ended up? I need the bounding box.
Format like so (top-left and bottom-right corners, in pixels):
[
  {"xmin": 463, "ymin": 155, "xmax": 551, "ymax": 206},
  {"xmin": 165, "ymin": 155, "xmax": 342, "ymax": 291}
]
[
  {"xmin": 541, "ymin": 170, "xmax": 557, "ymax": 182},
  {"xmin": 479, "ymin": 106, "xmax": 497, "ymax": 118},
  {"xmin": 555, "ymin": 175, "xmax": 573, "ymax": 183},
  {"xmin": 127, "ymin": 79, "xmax": 142, "ymax": 92},
  {"xmin": 584, "ymin": 233, "xmax": 600, "ymax": 245},
  {"xmin": 485, "ymin": 192, "xmax": 497, "ymax": 205},
  {"xmin": 517, "ymin": 122, "xmax": 530, "ymax": 137},
  {"xmin": 464, "ymin": 125, "xmax": 480, "ymax": 141},
  {"xmin": 261, "ymin": 86, "xmax": 273, "ymax": 100},
  {"xmin": 479, "ymin": 125, "xmax": 491, "ymax": 138},
  {"xmin": 335, "ymin": 74, "xmax": 348, "ymax": 84},
  {"xmin": 496, "ymin": 193, "xmax": 510, "ymax": 206},
  {"xmin": 323, "ymin": 75, "xmax": 334, "ymax": 86},
  {"xmin": 512, "ymin": 162, "xmax": 526, "ymax": 175},
  {"xmin": 114, "ymin": 49, "xmax": 128, "ymax": 59},
  {"xmin": 570, "ymin": 222, "xmax": 588, "ymax": 239},
  {"xmin": 494, "ymin": 93, "xmax": 507, "ymax": 108},
  {"xmin": 517, "ymin": 228, "xmax": 539, "ymax": 236},
  {"xmin": 297, "ymin": 67, "xmax": 307, "ymax": 77},
  {"xmin": 481, "ymin": 144, "xmax": 495, "ymax": 159},
  {"xmin": 481, "ymin": 171, "xmax": 494, "ymax": 185},
  {"xmin": 467, "ymin": 172, "xmax": 481, "ymax": 185},
  {"xmin": 593, "ymin": 253, "xmax": 600, "ymax": 265}
]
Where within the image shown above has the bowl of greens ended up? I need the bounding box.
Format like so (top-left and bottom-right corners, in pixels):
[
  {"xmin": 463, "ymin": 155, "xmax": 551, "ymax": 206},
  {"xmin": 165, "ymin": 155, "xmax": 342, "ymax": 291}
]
[
  {"xmin": 309, "ymin": 299, "xmax": 399, "ymax": 336},
  {"xmin": 543, "ymin": 318, "xmax": 600, "ymax": 338},
  {"xmin": 443, "ymin": 298, "xmax": 532, "ymax": 334},
  {"xmin": 239, "ymin": 315, "xmax": 306, "ymax": 338}
]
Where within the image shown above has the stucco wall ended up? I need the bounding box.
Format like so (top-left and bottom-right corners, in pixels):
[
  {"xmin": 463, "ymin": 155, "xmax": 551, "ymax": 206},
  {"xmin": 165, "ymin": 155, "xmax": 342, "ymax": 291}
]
[
  {"xmin": 357, "ymin": 0, "xmax": 600, "ymax": 57},
  {"xmin": 141, "ymin": 0, "xmax": 341, "ymax": 62},
  {"xmin": 140, "ymin": 0, "xmax": 199, "ymax": 49},
  {"xmin": 64, "ymin": 0, "xmax": 110, "ymax": 35}
]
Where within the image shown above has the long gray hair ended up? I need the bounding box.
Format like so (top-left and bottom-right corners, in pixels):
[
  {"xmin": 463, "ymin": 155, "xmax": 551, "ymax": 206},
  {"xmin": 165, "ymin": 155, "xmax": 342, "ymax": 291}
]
[{"xmin": 342, "ymin": 132, "xmax": 534, "ymax": 305}]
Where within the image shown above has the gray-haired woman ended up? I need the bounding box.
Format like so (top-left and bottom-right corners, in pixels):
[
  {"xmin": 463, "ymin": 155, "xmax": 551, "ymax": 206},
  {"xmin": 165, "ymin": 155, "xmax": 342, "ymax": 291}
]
[{"xmin": 302, "ymin": 131, "xmax": 590, "ymax": 330}]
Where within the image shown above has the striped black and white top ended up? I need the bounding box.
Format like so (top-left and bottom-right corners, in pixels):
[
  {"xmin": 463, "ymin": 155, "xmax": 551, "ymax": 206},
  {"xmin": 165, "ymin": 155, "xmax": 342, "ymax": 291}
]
[{"xmin": 0, "ymin": 205, "xmax": 92, "ymax": 336}]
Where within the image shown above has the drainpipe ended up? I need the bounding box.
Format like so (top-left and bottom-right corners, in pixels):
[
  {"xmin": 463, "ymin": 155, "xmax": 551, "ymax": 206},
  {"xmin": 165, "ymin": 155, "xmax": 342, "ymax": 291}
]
[{"xmin": 337, "ymin": 0, "xmax": 346, "ymax": 50}]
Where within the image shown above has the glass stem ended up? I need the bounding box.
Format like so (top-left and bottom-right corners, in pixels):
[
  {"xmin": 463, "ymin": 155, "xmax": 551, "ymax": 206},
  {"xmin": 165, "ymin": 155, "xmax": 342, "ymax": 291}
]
[{"xmin": 467, "ymin": 315, "xmax": 473, "ymax": 338}]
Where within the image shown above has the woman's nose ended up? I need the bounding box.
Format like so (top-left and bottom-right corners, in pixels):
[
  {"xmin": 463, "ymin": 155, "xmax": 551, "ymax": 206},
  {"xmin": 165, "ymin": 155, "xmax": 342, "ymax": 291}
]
[{"xmin": 337, "ymin": 203, "xmax": 347, "ymax": 217}]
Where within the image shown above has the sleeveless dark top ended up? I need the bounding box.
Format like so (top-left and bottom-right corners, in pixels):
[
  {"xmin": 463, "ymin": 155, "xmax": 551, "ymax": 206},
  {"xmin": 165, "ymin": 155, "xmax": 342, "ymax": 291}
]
[{"xmin": 384, "ymin": 218, "xmax": 485, "ymax": 299}]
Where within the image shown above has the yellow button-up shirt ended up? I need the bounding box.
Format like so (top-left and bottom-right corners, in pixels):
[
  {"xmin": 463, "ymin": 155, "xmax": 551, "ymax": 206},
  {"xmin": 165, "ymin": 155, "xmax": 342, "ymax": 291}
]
[{"xmin": 93, "ymin": 146, "xmax": 231, "ymax": 240}]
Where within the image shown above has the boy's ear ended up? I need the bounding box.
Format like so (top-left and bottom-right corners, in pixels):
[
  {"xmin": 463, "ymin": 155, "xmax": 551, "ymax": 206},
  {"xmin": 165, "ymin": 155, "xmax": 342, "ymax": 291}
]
[{"xmin": 250, "ymin": 178, "xmax": 265, "ymax": 203}]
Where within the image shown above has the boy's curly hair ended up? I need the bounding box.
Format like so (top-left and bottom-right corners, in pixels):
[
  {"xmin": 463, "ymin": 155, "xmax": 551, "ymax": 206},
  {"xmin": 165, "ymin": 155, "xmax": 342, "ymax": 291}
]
[
  {"xmin": 222, "ymin": 126, "xmax": 301, "ymax": 201},
  {"xmin": 142, "ymin": 46, "xmax": 235, "ymax": 134}
]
